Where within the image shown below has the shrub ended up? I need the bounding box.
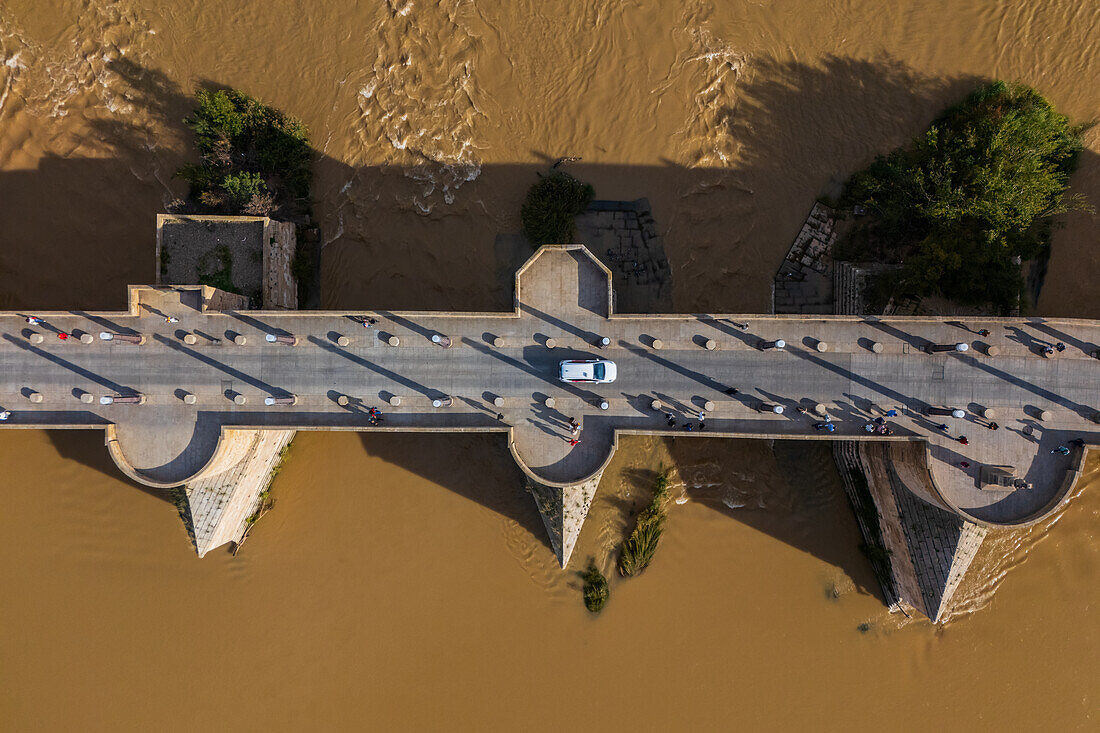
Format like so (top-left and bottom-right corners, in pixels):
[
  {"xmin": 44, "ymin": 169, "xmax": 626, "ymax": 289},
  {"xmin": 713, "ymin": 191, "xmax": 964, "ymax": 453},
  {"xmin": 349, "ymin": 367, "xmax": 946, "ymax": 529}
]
[
  {"xmin": 580, "ymin": 560, "xmax": 609, "ymax": 613},
  {"xmin": 520, "ymin": 172, "xmax": 594, "ymax": 246},
  {"xmin": 841, "ymin": 81, "xmax": 1088, "ymax": 312},
  {"xmin": 177, "ymin": 88, "xmax": 312, "ymax": 219},
  {"xmin": 618, "ymin": 470, "xmax": 670, "ymax": 577}
]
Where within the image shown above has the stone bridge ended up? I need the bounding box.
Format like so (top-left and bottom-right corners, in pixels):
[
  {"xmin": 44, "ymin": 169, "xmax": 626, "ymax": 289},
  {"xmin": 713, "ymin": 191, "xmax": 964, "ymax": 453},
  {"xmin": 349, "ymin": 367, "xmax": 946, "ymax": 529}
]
[{"xmin": 2, "ymin": 245, "xmax": 1096, "ymax": 564}]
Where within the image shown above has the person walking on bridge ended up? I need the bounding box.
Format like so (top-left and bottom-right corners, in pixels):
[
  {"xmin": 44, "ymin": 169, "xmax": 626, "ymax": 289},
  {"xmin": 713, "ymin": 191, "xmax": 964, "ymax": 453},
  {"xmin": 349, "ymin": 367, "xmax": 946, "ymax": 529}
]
[
  {"xmin": 1051, "ymin": 445, "xmax": 1070, "ymax": 455},
  {"xmin": 814, "ymin": 422, "xmax": 835, "ymax": 433}
]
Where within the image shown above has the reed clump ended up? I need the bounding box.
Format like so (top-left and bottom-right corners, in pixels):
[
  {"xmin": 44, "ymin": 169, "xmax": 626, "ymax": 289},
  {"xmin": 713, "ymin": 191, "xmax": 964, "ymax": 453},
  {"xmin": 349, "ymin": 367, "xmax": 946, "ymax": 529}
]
[
  {"xmin": 581, "ymin": 560, "xmax": 609, "ymax": 613},
  {"xmin": 618, "ymin": 470, "xmax": 670, "ymax": 577}
]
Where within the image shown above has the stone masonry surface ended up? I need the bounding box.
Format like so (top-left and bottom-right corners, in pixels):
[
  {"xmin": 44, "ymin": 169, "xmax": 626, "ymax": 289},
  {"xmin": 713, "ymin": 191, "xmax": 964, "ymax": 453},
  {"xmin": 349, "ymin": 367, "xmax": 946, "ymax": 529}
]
[{"xmin": 1, "ymin": 245, "xmax": 1097, "ymax": 568}]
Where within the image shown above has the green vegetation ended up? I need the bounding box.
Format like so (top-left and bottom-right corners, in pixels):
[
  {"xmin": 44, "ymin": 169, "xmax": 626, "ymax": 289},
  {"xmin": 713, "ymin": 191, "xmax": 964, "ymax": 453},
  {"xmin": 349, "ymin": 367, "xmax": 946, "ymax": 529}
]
[
  {"xmin": 177, "ymin": 88, "xmax": 312, "ymax": 219},
  {"xmin": 580, "ymin": 560, "xmax": 610, "ymax": 613},
  {"xmin": 618, "ymin": 470, "xmax": 670, "ymax": 577},
  {"xmin": 197, "ymin": 244, "xmax": 237, "ymax": 294},
  {"xmin": 520, "ymin": 171, "xmax": 594, "ymax": 246},
  {"xmin": 841, "ymin": 81, "xmax": 1088, "ymax": 313}
]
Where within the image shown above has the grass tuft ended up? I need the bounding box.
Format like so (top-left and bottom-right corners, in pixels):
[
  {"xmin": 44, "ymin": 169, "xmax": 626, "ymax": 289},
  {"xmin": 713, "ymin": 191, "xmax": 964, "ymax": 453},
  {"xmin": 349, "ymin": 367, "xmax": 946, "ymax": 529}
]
[{"xmin": 618, "ymin": 470, "xmax": 670, "ymax": 577}]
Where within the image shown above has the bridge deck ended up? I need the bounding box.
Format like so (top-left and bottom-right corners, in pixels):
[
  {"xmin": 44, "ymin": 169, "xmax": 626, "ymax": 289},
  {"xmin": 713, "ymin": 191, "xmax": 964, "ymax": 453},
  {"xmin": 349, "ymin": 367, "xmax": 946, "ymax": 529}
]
[{"xmin": 1, "ymin": 246, "xmax": 1096, "ymax": 524}]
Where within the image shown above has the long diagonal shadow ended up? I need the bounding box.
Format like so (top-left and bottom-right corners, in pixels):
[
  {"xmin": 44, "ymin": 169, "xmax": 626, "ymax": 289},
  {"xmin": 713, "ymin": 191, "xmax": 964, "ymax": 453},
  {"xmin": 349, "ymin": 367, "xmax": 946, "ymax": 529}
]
[
  {"xmin": 1031, "ymin": 322, "xmax": 1100, "ymax": 357},
  {"xmin": 461, "ymin": 337, "xmax": 601, "ymax": 401},
  {"xmin": 152, "ymin": 334, "xmax": 282, "ymax": 394},
  {"xmin": 947, "ymin": 352, "xmax": 1092, "ymax": 417},
  {"xmin": 617, "ymin": 340, "xmax": 731, "ymax": 394},
  {"xmin": 783, "ymin": 346, "xmax": 923, "ymax": 411},
  {"xmin": 305, "ymin": 335, "xmax": 438, "ymax": 397},
  {"xmin": 518, "ymin": 302, "xmax": 598, "ymax": 341},
  {"xmin": 3, "ymin": 334, "xmax": 134, "ymax": 394}
]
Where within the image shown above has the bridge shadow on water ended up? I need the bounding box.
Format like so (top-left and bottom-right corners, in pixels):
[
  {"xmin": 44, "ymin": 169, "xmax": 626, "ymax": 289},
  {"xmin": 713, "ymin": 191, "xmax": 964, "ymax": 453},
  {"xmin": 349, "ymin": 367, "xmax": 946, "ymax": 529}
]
[{"xmin": 2, "ymin": 55, "xmax": 1098, "ymax": 584}]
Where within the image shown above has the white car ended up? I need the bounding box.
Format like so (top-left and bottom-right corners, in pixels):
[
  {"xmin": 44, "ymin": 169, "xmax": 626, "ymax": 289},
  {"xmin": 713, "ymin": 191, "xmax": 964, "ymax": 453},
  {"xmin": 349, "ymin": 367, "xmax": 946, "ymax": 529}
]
[{"xmin": 559, "ymin": 359, "xmax": 617, "ymax": 384}]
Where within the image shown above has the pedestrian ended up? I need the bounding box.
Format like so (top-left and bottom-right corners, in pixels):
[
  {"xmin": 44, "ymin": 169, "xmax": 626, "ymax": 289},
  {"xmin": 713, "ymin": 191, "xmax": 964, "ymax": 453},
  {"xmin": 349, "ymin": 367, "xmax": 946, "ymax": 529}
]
[
  {"xmin": 25, "ymin": 316, "xmax": 41, "ymax": 325},
  {"xmin": 697, "ymin": 410, "xmax": 706, "ymax": 421},
  {"xmin": 368, "ymin": 407, "xmax": 378, "ymax": 417},
  {"xmin": 568, "ymin": 438, "xmax": 579, "ymax": 446},
  {"xmin": 1051, "ymin": 445, "xmax": 1070, "ymax": 455},
  {"xmin": 797, "ymin": 406, "xmax": 808, "ymax": 415},
  {"xmin": 666, "ymin": 413, "xmax": 676, "ymax": 427},
  {"xmin": 937, "ymin": 423, "xmax": 950, "ymax": 432},
  {"xmin": 885, "ymin": 409, "xmax": 899, "ymax": 417},
  {"xmin": 164, "ymin": 316, "xmax": 179, "ymax": 324},
  {"xmin": 977, "ymin": 329, "xmax": 990, "ymax": 337},
  {"xmin": 864, "ymin": 423, "xmax": 875, "ymax": 433},
  {"xmin": 568, "ymin": 417, "xmax": 578, "ymax": 428},
  {"xmin": 824, "ymin": 414, "xmax": 833, "ymax": 423},
  {"xmin": 0, "ymin": 410, "xmax": 10, "ymax": 421},
  {"xmin": 362, "ymin": 318, "xmax": 375, "ymax": 329},
  {"xmin": 496, "ymin": 412, "xmax": 504, "ymax": 421},
  {"xmin": 959, "ymin": 461, "xmax": 970, "ymax": 468},
  {"xmin": 570, "ymin": 424, "xmax": 580, "ymax": 437},
  {"xmin": 814, "ymin": 422, "xmax": 835, "ymax": 432},
  {"xmin": 725, "ymin": 387, "xmax": 739, "ymax": 396},
  {"xmin": 57, "ymin": 332, "xmax": 68, "ymax": 340},
  {"xmin": 1043, "ymin": 345, "xmax": 1055, "ymax": 356},
  {"xmin": 683, "ymin": 423, "xmax": 694, "ymax": 431},
  {"xmin": 987, "ymin": 422, "xmax": 999, "ymax": 431},
  {"xmin": 368, "ymin": 415, "xmax": 378, "ymax": 425},
  {"xmin": 1056, "ymin": 342, "xmax": 1066, "ymax": 352},
  {"xmin": 959, "ymin": 436, "xmax": 969, "ymax": 446}
]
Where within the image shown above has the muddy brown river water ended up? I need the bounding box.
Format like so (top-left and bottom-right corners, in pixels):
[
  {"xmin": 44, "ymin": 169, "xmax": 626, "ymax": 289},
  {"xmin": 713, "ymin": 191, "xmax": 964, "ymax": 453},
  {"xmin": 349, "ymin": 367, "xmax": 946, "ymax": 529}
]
[{"xmin": 0, "ymin": 1, "xmax": 1098, "ymax": 730}]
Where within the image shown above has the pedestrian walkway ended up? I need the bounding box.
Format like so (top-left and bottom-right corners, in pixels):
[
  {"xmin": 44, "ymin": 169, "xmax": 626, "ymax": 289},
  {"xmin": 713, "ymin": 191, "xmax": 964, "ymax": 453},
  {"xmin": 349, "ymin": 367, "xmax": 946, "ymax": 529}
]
[{"xmin": 1, "ymin": 246, "xmax": 1097, "ymax": 527}]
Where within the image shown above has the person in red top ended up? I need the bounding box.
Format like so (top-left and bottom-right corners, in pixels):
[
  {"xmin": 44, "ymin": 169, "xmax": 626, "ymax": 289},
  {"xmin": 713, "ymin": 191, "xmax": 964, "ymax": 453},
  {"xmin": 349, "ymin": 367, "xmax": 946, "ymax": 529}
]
[{"xmin": 57, "ymin": 332, "xmax": 68, "ymax": 340}]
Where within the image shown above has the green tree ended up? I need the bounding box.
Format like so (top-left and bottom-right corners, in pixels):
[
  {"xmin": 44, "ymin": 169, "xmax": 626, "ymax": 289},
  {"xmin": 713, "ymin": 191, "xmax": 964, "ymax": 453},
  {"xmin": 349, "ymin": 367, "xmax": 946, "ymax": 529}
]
[
  {"xmin": 843, "ymin": 81, "xmax": 1088, "ymax": 312},
  {"xmin": 177, "ymin": 88, "xmax": 312, "ymax": 217}
]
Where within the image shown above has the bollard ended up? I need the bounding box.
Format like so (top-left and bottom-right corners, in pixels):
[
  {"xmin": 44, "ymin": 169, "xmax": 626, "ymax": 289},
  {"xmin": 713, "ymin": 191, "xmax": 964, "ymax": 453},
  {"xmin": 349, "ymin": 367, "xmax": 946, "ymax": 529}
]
[
  {"xmin": 651, "ymin": 339, "xmax": 663, "ymax": 350},
  {"xmin": 183, "ymin": 333, "xmax": 198, "ymax": 345},
  {"xmin": 492, "ymin": 336, "xmax": 505, "ymax": 348},
  {"xmin": 387, "ymin": 335, "xmax": 400, "ymax": 347},
  {"xmin": 431, "ymin": 334, "xmax": 452, "ymax": 348},
  {"xmin": 814, "ymin": 403, "xmax": 828, "ymax": 416},
  {"xmin": 982, "ymin": 407, "xmax": 997, "ymax": 419},
  {"xmin": 704, "ymin": 339, "xmax": 717, "ymax": 350},
  {"xmin": 183, "ymin": 393, "xmax": 197, "ymax": 405},
  {"xmin": 871, "ymin": 341, "xmax": 884, "ymax": 353},
  {"xmin": 599, "ymin": 400, "xmax": 609, "ymax": 410},
  {"xmin": 596, "ymin": 336, "xmax": 610, "ymax": 348},
  {"xmin": 266, "ymin": 334, "xmax": 298, "ymax": 346},
  {"xmin": 337, "ymin": 395, "xmax": 350, "ymax": 406},
  {"xmin": 985, "ymin": 345, "xmax": 1001, "ymax": 357},
  {"xmin": 758, "ymin": 402, "xmax": 784, "ymax": 414},
  {"xmin": 233, "ymin": 394, "xmax": 247, "ymax": 405},
  {"xmin": 29, "ymin": 333, "xmax": 44, "ymax": 344},
  {"xmin": 28, "ymin": 391, "xmax": 43, "ymax": 403},
  {"xmin": 389, "ymin": 395, "xmax": 401, "ymax": 406},
  {"xmin": 265, "ymin": 395, "xmax": 297, "ymax": 406},
  {"xmin": 925, "ymin": 342, "xmax": 968, "ymax": 353},
  {"xmin": 545, "ymin": 397, "xmax": 556, "ymax": 409},
  {"xmin": 704, "ymin": 400, "xmax": 715, "ymax": 412},
  {"xmin": 432, "ymin": 396, "xmax": 453, "ymax": 408},
  {"xmin": 759, "ymin": 339, "xmax": 785, "ymax": 350},
  {"xmin": 79, "ymin": 333, "xmax": 94, "ymax": 344},
  {"xmin": 1038, "ymin": 410, "xmax": 1052, "ymax": 422},
  {"xmin": 79, "ymin": 392, "xmax": 94, "ymax": 404},
  {"xmin": 651, "ymin": 399, "xmax": 663, "ymax": 411},
  {"xmin": 337, "ymin": 336, "xmax": 350, "ymax": 347},
  {"xmin": 493, "ymin": 397, "xmax": 505, "ymax": 408},
  {"xmin": 815, "ymin": 341, "xmax": 829, "ymax": 352},
  {"xmin": 234, "ymin": 335, "xmax": 247, "ymax": 346},
  {"xmin": 545, "ymin": 338, "xmax": 557, "ymax": 349}
]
